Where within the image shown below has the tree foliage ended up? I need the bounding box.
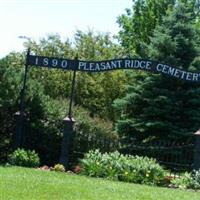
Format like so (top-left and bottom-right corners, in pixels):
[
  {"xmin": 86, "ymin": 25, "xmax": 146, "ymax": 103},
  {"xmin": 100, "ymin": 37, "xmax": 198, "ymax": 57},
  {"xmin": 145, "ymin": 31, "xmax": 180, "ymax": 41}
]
[
  {"xmin": 0, "ymin": 53, "xmax": 24, "ymax": 161},
  {"xmin": 0, "ymin": 31, "xmax": 124, "ymax": 163},
  {"xmin": 117, "ymin": 0, "xmax": 176, "ymax": 56},
  {"xmin": 24, "ymin": 31, "xmax": 127, "ymax": 119},
  {"xmin": 114, "ymin": 1, "xmax": 200, "ymax": 143}
]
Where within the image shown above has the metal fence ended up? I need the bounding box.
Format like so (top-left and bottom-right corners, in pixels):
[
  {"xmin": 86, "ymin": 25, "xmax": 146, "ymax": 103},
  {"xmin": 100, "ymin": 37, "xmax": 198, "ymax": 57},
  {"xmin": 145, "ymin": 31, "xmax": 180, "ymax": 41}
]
[
  {"xmin": 70, "ymin": 132, "xmax": 119, "ymax": 165},
  {"xmin": 71, "ymin": 133, "xmax": 195, "ymax": 172},
  {"xmin": 120, "ymin": 139, "xmax": 194, "ymax": 172}
]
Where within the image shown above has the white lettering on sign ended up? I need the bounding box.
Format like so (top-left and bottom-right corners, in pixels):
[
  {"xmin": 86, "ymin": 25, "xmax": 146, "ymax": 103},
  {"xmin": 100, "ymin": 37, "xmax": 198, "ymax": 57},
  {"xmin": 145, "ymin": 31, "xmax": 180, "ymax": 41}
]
[
  {"xmin": 61, "ymin": 60, "xmax": 68, "ymax": 68},
  {"xmin": 186, "ymin": 72, "xmax": 192, "ymax": 81},
  {"xmin": 173, "ymin": 69, "xmax": 179, "ymax": 78},
  {"xmin": 193, "ymin": 73, "xmax": 199, "ymax": 81},
  {"xmin": 52, "ymin": 59, "xmax": 58, "ymax": 67},
  {"xmin": 124, "ymin": 59, "xmax": 152, "ymax": 70},
  {"xmin": 156, "ymin": 64, "xmax": 163, "ymax": 72},
  {"xmin": 100, "ymin": 62, "xmax": 106, "ymax": 70},
  {"xmin": 146, "ymin": 61, "xmax": 151, "ymax": 70},
  {"xmin": 35, "ymin": 57, "xmax": 39, "ymax": 65},
  {"xmin": 43, "ymin": 58, "xmax": 49, "ymax": 66},
  {"xmin": 27, "ymin": 55, "xmax": 200, "ymax": 82},
  {"xmin": 124, "ymin": 60, "xmax": 131, "ymax": 68},
  {"xmin": 78, "ymin": 60, "xmax": 123, "ymax": 71},
  {"xmin": 89, "ymin": 63, "xmax": 95, "ymax": 71},
  {"xmin": 155, "ymin": 63, "xmax": 200, "ymax": 81},
  {"xmin": 168, "ymin": 67, "xmax": 175, "ymax": 76},
  {"xmin": 78, "ymin": 61, "xmax": 86, "ymax": 70}
]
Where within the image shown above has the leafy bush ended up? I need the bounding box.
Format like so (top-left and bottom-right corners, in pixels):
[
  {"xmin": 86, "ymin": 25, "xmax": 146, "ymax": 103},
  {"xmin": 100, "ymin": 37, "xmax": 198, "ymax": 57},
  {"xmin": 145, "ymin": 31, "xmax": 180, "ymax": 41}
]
[
  {"xmin": 191, "ymin": 170, "xmax": 200, "ymax": 189},
  {"xmin": 0, "ymin": 53, "xmax": 23, "ymax": 163},
  {"xmin": 8, "ymin": 148, "xmax": 40, "ymax": 168},
  {"xmin": 52, "ymin": 164, "xmax": 65, "ymax": 172},
  {"xmin": 171, "ymin": 172, "xmax": 193, "ymax": 189},
  {"xmin": 171, "ymin": 170, "xmax": 200, "ymax": 190},
  {"xmin": 80, "ymin": 149, "xmax": 165, "ymax": 185}
]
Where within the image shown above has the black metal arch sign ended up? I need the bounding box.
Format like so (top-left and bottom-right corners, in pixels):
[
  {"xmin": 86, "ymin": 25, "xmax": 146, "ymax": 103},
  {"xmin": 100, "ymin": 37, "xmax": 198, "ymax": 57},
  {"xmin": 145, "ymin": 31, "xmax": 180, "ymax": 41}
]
[
  {"xmin": 27, "ymin": 55, "xmax": 200, "ymax": 82},
  {"xmin": 15, "ymin": 51, "xmax": 200, "ymax": 168}
]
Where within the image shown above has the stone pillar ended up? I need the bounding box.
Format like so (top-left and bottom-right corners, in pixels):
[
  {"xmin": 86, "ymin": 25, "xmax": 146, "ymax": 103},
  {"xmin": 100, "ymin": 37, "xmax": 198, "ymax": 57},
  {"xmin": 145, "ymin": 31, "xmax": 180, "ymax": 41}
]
[
  {"xmin": 59, "ymin": 117, "xmax": 75, "ymax": 169},
  {"xmin": 193, "ymin": 129, "xmax": 200, "ymax": 170},
  {"xmin": 13, "ymin": 111, "xmax": 25, "ymax": 150},
  {"xmin": 14, "ymin": 48, "xmax": 30, "ymax": 150}
]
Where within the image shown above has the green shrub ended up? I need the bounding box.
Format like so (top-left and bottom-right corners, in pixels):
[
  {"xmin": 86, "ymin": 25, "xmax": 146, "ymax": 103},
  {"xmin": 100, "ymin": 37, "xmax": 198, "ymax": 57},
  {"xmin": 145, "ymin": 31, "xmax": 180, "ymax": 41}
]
[
  {"xmin": 8, "ymin": 148, "xmax": 40, "ymax": 168},
  {"xmin": 171, "ymin": 172, "xmax": 193, "ymax": 189},
  {"xmin": 80, "ymin": 149, "xmax": 165, "ymax": 185},
  {"xmin": 52, "ymin": 164, "xmax": 65, "ymax": 172},
  {"xmin": 191, "ymin": 170, "xmax": 200, "ymax": 189},
  {"xmin": 171, "ymin": 170, "xmax": 200, "ymax": 190}
]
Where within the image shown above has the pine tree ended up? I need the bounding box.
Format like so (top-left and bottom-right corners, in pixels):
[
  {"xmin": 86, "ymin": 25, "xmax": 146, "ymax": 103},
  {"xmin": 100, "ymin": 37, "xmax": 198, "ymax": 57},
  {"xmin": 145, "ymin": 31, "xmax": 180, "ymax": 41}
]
[{"xmin": 114, "ymin": 2, "xmax": 200, "ymax": 143}]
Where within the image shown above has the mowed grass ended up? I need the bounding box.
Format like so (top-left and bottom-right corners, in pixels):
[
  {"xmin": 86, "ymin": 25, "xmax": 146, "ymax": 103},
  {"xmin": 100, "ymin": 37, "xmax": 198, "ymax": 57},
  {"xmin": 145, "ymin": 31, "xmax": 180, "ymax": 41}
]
[{"xmin": 0, "ymin": 167, "xmax": 199, "ymax": 200}]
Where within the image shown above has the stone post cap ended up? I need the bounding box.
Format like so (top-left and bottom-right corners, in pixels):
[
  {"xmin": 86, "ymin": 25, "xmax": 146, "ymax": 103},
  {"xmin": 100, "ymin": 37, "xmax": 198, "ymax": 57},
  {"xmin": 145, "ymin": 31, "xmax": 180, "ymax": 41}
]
[
  {"xmin": 63, "ymin": 116, "xmax": 75, "ymax": 122},
  {"xmin": 194, "ymin": 129, "xmax": 200, "ymax": 135}
]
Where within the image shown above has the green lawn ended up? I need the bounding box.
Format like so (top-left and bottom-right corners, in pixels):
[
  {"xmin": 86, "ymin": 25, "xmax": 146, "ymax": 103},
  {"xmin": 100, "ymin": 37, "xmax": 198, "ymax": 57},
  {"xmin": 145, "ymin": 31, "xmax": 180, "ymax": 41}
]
[{"xmin": 0, "ymin": 167, "xmax": 199, "ymax": 200}]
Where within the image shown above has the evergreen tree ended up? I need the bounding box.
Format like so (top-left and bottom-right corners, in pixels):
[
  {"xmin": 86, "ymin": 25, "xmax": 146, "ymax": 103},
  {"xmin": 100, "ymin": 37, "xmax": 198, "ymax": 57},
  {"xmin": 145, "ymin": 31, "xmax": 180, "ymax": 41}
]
[{"xmin": 114, "ymin": 2, "xmax": 200, "ymax": 143}]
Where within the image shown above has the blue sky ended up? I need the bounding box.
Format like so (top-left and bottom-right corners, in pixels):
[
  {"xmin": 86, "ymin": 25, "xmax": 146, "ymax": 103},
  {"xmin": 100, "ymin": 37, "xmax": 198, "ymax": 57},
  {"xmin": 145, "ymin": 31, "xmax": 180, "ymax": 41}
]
[{"xmin": 0, "ymin": 0, "xmax": 133, "ymax": 58}]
